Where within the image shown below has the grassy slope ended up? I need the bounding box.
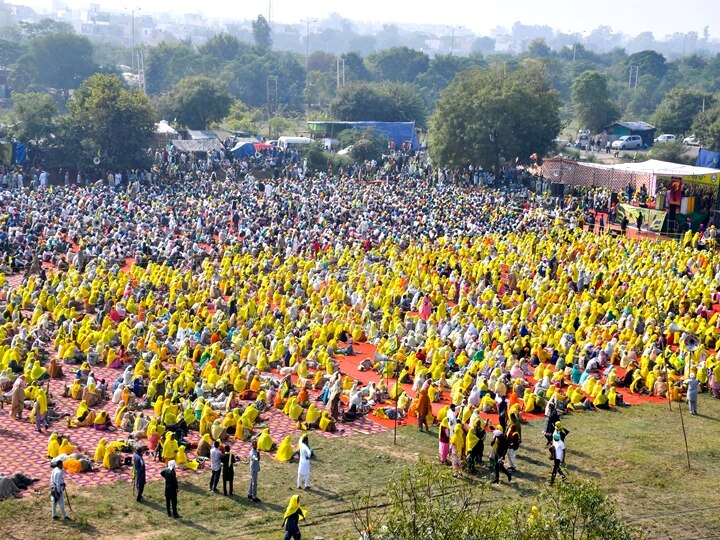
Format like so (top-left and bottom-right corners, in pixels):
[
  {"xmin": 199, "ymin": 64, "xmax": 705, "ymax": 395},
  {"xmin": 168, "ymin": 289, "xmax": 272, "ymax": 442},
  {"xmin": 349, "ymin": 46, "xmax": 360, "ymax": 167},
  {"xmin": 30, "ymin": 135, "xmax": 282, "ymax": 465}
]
[{"xmin": 2, "ymin": 396, "xmax": 720, "ymax": 540}]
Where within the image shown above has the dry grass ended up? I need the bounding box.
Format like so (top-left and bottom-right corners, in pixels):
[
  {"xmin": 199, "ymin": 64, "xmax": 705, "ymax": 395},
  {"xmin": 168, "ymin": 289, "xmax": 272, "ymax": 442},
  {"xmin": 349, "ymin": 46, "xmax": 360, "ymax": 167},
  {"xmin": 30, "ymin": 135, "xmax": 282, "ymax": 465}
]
[{"xmin": 2, "ymin": 395, "xmax": 720, "ymax": 540}]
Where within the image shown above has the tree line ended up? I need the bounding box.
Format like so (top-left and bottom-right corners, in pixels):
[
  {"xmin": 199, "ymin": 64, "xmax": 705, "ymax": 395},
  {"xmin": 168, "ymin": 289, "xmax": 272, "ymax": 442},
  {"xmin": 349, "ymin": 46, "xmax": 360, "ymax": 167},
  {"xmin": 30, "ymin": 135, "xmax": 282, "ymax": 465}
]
[{"xmin": 2, "ymin": 16, "xmax": 720, "ymax": 172}]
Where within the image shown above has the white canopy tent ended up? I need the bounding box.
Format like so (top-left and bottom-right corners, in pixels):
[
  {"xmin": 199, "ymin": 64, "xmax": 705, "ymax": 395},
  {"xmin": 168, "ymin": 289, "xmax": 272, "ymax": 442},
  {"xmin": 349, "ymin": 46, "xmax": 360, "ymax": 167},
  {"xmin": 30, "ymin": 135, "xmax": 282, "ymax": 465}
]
[
  {"xmin": 542, "ymin": 158, "xmax": 720, "ymax": 196},
  {"xmin": 155, "ymin": 120, "xmax": 179, "ymax": 136}
]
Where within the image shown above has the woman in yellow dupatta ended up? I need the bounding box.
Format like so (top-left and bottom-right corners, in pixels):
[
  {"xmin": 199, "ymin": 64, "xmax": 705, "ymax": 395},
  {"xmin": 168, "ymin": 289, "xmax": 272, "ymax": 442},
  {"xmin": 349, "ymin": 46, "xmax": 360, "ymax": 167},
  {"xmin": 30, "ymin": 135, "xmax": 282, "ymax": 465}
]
[{"xmin": 282, "ymin": 494, "xmax": 307, "ymax": 538}]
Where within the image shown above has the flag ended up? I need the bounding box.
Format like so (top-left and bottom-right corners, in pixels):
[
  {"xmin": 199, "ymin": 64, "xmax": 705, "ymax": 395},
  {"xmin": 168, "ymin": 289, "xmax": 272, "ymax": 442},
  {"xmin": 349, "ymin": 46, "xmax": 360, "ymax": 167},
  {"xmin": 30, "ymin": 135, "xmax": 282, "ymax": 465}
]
[{"xmin": 669, "ymin": 177, "xmax": 682, "ymax": 206}]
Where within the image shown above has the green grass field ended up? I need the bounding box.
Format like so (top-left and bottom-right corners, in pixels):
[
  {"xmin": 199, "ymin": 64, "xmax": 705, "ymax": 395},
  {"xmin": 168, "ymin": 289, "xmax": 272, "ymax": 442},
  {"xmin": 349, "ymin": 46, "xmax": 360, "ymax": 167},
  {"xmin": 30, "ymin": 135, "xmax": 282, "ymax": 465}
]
[{"xmin": 2, "ymin": 396, "xmax": 719, "ymax": 540}]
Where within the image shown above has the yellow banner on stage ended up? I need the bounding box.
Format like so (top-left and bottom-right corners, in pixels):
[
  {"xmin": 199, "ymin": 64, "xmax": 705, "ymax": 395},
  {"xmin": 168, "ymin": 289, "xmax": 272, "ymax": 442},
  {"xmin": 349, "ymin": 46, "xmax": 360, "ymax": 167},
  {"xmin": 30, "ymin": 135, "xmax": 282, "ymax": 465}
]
[
  {"xmin": 617, "ymin": 204, "xmax": 666, "ymax": 233},
  {"xmin": 658, "ymin": 173, "xmax": 720, "ymax": 187}
]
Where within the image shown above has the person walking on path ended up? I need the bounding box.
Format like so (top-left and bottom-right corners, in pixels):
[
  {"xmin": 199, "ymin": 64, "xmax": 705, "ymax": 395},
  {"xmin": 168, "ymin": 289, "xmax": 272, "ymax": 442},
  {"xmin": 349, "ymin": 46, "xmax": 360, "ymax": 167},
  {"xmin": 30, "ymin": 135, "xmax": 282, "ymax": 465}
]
[
  {"xmin": 297, "ymin": 434, "xmax": 311, "ymax": 490},
  {"xmin": 248, "ymin": 440, "xmax": 261, "ymax": 501},
  {"xmin": 160, "ymin": 460, "xmax": 179, "ymax": 518},
  {"xmin": 50, "ymin": 460, "xmax": 69, "ymax": 520},
  {"xmin": 282, "ymin": 494, "xmax": 307, "ymax": 540},
  {"xmin": 550, "ymin": 432, "xmax": 567, "ymax": 485},
  {"xmin": 209, "ymin": 440, "xmax": 222, "ymax": 492},
  {"xmin": 133, "ymin": 447, "xmax": 146, "ymax": 502}
]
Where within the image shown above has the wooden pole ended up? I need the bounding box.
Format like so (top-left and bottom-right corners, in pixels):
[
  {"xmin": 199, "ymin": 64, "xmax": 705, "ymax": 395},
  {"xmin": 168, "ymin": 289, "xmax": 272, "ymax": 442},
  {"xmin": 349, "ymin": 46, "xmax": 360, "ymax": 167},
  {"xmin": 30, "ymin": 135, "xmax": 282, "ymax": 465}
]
[{"xmin": 678, "ymin": 393, "xmax": 691, "ymax": 469}]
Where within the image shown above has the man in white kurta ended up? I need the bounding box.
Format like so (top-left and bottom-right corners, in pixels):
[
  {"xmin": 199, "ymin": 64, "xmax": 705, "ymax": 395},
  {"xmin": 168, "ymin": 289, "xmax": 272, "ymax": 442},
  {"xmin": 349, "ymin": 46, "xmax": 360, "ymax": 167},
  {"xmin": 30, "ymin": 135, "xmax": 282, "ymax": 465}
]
[{"xmin": 297, "ymin": 435, "xmax": 311, "ymax": 489}]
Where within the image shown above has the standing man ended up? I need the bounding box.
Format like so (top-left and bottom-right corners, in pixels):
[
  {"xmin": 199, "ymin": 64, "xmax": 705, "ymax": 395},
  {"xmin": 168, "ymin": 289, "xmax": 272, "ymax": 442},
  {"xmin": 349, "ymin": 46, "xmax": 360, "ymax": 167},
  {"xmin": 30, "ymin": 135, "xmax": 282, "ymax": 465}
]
[
  {"xmin": 160, "ymin": 460, "xmax": 179, "ymax": 518},
  {"xmin": 220, "ymin": 444, "xmax": 237, "ymax": 496},
  {"xmin": 297, "ymin": 434, "xmax": 311, "ymax": 490},
  {"xmin": 133, "ymin": 447, "xmax": 146, "ymax": 502},
  {"xmin": 248, "ymin": 440, "xmax": 261, "ymax": 502},
  {"xmin": 550, "ymin": 432, "xmax": 567, "ymax": 484},
  {"xmin": 506, "ymin": 420, "xmax": 520, "ymax": 472},
  {"xmin": 685, "ymin": 372, "xmax": 699, "ymax": 415},
  {"xmin": 50, "ymin": 460, "xmax": 69, "ymax": 520},
  {"xmin": 209, "ymin": 440, "xmax": 222, "ymax": 493},
  {"xmin": 490, "ymin": 425, "xmax": 512, "ymax": 484},
  {"xmin": 445, "ymin": 403, "xmax": 457, "ymax": 435}
]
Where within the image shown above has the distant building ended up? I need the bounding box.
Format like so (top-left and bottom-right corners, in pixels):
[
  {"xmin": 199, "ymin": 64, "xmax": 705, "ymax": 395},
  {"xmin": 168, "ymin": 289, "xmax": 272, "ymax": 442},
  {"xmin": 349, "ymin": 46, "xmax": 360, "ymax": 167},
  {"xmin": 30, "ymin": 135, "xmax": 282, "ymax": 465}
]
[{"xmin": 604, "ymin": 121, "xmax": 657, "ymax": 147}]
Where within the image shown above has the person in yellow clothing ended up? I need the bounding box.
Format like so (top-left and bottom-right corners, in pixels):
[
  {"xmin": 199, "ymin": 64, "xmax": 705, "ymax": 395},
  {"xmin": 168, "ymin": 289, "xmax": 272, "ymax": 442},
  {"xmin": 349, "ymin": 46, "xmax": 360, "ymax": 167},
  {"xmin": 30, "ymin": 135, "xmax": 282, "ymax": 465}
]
[
  {"xmin": 93, "ymin": 438, "xmax": 107, "ymax": 462},
  {"xmin": 34, "ymin": 386, "xmax": 48, "ymax": 432},
  {"xmin": 276, "ymin": 436, "xmax": 295, "ymax": 462},
  {"xmin": 256, "ymin": 428, "xmax": 276, "ymax": 452},
  {"xmin": 175, "ymin": 445, "xmax": 199, "ymax": 471},
  {"xmin": 282, "ymin": 494, "xmax": 307, "ymax": 540},
  {"xmin": 47, "ymin": 432, "xmax": 60, "ymax": 459},
  {"xmin": 161, "ymin": 432, "xmax": 179, "ymax": 463}
]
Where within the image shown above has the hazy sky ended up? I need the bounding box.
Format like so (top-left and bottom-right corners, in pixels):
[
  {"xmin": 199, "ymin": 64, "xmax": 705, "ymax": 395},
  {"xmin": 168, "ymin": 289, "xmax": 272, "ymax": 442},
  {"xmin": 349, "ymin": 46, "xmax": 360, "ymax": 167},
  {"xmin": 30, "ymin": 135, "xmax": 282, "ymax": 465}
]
[{"xmin": 28, "ymin": 0, "xmax": 717, "ymax": 38}]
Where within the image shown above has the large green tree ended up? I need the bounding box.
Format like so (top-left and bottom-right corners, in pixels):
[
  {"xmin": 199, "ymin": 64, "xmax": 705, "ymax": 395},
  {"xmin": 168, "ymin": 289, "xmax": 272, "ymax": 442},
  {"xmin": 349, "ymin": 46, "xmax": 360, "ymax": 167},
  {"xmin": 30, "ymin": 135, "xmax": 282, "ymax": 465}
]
[
  {"xmin": 145, "ymin": 41, "xmax": 201, "ymax": 95},
  {"xmin": 56, "ymin": 74, "xmax": 156, "ymax": 170},
  {"xmin": 10, "ymin": 92, "xmax": 57, "ymax": 147},
  {"xmin": 198, "ymin": 32, "xmax": 244, "ymax": 62},
  {"xmin": 571, "ymin": 70, "xmax": 619, "ymax": 132},
  {"xmin": 329, "ymin": 81, "xmax": 427, "ymax": 127},
  {"xmin": 366, "ymin": 46, "xmax": 430, "ymax": 82},
  {"xmin": 161, "ymin": 76, "xmax": 233, "ymax": 129},
  {"xmin": 221, "ymin": 51, "xmax": 305, "ymax": 112},
  {"xmin": 691, "ymin": 106, "xmax": 720, "ymax": 149},
  {"xmin": 15, "ymin": 32, "xmax": 97, "ymax": 98},
  {"xmin": 415, "ymin": 54, "xmax": 484, "ymax": 110},
  {"xmin": 252, "ymin": 15, "xmax": 272, "ymax": 52},
  {"xmin": 429, "ymin": 63, "xmax": 562, "ymax": 170},
  {"xmin": 652, "ymin": 87, "xmax": 714, "ymax": 134}
]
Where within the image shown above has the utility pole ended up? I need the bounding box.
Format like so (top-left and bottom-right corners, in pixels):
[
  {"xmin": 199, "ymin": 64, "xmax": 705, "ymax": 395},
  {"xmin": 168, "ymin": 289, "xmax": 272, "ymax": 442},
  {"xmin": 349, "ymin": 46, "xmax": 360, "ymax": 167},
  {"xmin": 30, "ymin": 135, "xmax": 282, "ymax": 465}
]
[
  {"xmin": 450, "ymin": 27, "xmax": 455, "ymax": 56},
  {"xmin": 304, "ymin": 19, "xmax": 317, "ymax": 74},
  {"xmin": 267, "ymin": 75, "xmax": 278, "ymax": 138},
  {"xmin": 336, "ymin": 56, "xmax": 346, "ymax": 88},
  {"xmin": 130, "ymin": 8, "xmax": 141, "ymax": 72},
  {"xmin": 628, "ymin": 65, "xmax": 639, "ymax": 90}
]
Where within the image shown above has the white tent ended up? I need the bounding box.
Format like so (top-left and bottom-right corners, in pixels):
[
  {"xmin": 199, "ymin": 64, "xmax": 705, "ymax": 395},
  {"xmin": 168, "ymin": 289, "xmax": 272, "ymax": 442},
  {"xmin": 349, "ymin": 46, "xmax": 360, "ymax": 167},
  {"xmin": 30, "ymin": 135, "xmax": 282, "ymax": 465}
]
[
  {"xmin": 575, "ymin": 159, "xmax": 719, "ymax": 178},
  {"xmin": 543, "ymin": 158, "xmax": 720, "ymax": 196},
  {"xmin": 155, "ymin": 120, "xmax": 178, "ymax": 136}
]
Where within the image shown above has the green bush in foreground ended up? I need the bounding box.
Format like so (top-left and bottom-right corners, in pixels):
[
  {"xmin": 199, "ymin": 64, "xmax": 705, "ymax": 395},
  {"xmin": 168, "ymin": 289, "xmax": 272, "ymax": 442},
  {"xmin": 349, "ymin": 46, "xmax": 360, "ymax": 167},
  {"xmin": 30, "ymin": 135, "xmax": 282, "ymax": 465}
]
[{"xmin": 352, "ymin": 462, "xmax": 642, "ymax": 540}]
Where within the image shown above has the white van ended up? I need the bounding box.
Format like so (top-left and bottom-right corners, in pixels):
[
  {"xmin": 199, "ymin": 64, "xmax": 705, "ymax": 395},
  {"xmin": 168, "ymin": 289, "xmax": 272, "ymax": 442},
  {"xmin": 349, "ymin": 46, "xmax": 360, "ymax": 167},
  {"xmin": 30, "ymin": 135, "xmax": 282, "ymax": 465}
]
[{"xmin": 278, "ymin": 136, "xmax": 313, "ymax": 150}]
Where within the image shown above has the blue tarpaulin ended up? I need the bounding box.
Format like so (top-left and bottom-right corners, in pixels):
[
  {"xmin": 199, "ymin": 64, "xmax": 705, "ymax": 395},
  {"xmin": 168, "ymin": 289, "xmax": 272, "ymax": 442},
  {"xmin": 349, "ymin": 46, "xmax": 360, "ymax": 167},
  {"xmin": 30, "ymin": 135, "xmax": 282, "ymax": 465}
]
[
  {"xmin": 308, "ymin": 121, "xmax": 419, "ymax": 151},
  {"xmin": 232, "ymin": 142, "xmax": 257, "ymax": 158},
  {"xmin": 13, "ymin": 143, "xmax": 26, "ymax": 165},
  {"xmin": 347, "ymin": 122, "xmax": 419, "ymax": 150},
  {"xmin": 695, "ymin": 148, "xmax": 720, "ymax": 169}
]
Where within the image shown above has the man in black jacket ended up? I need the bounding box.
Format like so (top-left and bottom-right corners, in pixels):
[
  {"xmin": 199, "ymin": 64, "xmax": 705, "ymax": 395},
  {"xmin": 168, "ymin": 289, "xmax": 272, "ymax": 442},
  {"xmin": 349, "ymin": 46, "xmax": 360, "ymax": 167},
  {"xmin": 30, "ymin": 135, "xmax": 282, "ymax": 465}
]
[
  {"xmin": 221, "ymin": 444, "xmax": 238, "ymax": 496},
  {"xmin": 160, "ymin": 460, "xmax": 179, "ymax": 518},
  {"xmin": 133, "ymin": 447, "xmax": 146, "ymax": 502},
  {"xmin": 491, "ymin": 425, "xmax": 512, "ymax": 484}
]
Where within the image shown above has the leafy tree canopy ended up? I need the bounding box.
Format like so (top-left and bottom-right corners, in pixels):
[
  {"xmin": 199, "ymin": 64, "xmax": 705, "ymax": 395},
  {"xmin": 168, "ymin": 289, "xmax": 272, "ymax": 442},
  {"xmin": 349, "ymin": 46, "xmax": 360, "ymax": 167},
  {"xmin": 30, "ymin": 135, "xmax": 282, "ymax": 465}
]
[
  {"xmin": 571, "ymin": 70, "xmax": 619, "ymax": 132},
  {"xmin": 15, "ymin": 32, "xmax": 97, "ymax": 97},
  {"xmin": 652, "ymin": 87, "xmax": 714, "ymax": 134},
  {"xmin": 329, "ymin": 81, "xmax": 427, "ymax": 128},
  {"xmin": 161, "ymin": 75, "xmax": 233, "ymax": 130},
  {"xmin": 366, "ymin": 46, "xmax": 430, "ymax": 82},
  {"xmin": 429, "ymin": 62, "xmax": 561, "ymax": 170},
  {"xmin": 61, "ymin": 74, "xmax": 156, "ymax": 170},
  {"xmin": 10, "ymin": 92, "xmax": 57, "ymax": 145}
]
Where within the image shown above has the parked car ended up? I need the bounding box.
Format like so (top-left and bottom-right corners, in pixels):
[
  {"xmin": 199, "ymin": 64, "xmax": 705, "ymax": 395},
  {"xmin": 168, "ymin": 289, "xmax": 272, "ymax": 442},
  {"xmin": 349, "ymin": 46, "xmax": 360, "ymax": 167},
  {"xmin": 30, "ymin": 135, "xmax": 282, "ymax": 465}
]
[
  {"xmin": 655, "ymin": 134, "xmax": 676, "ymax": 143},
  {"xmin": 611, "ymin": 135, "xmax": 643, "ymax": 150},
  {"xmin": 683, "ymin": 135, "xmax": 701, "ymax": 146}
]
